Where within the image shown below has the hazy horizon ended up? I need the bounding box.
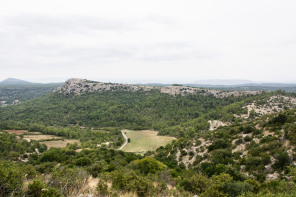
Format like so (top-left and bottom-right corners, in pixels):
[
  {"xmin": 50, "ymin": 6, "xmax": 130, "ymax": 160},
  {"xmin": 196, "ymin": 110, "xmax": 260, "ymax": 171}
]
[
  {"xmin": 2, "ymin": 77, "xmax": 296, "ymax": 85},
  {"xmin": 1, "ymin": 1, "xmax": 296, "ymax": 84}
]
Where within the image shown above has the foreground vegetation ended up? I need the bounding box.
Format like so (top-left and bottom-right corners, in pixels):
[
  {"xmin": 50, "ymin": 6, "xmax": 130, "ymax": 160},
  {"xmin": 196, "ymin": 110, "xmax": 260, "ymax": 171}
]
[{"xmin": 2, "ymin": 115, "xmax": 296, "ymax": 197}]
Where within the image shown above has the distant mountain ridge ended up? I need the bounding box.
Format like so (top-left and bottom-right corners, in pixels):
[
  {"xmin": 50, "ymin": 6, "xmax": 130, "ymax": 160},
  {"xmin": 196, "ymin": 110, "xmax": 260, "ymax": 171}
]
[
  {"xmin": 0, "ymin": 78, "xmax": 33, "ymax": 85},
  {"xmin": 0, "ymin": 78, "xmax": 63, "ymax": 87},
  {"xmin": 138, "ymin": 81, "xmax": 296, "ymax": 93},
  {"xmin": 193, "ymin": 79, "xmax": 253, "ymax": 85},
  {"xmin": 185, "ymin": 83, "xmax": 296, "ymax": 93}
]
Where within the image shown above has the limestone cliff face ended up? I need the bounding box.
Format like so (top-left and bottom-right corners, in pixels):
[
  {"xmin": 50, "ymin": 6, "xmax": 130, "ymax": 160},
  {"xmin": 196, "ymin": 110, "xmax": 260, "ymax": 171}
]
[
  {"xmin": 53, "ymin": 78, "xmax": 151, "ymax": 95},
  {"xmin": 54, "ymin": 78, "xmax": 263, "ymax": 97}
]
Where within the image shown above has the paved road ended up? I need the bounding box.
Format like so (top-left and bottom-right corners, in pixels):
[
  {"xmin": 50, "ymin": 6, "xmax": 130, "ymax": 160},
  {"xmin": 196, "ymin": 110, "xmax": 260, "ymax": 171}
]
[{"xmin": 119, "ymin": 130, "xmax": 128, "ymax": 150}]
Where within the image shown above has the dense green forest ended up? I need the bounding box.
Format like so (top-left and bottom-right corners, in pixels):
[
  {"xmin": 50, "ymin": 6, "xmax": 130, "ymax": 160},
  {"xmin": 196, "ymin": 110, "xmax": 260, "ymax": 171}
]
[
  {"xmin": 1, "ymin": 81, "xmax": 296, "ymax": 196},
  {"xmin": 0, "ymin": 89, "xmax": 280, "ymax": 137}
]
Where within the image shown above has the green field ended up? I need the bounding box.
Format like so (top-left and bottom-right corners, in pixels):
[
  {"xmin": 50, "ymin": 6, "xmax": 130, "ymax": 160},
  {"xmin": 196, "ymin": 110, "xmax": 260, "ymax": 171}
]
[{"xmin": 122, "ymin": 129, "xmax": 176, "ymax": 154}]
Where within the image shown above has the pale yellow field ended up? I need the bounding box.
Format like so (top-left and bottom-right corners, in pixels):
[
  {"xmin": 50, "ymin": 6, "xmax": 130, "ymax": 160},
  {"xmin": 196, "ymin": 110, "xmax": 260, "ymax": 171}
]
[
  {"xmin": 5, "ymin": 130, "xmax": 28, "ymax": 135},
  {"xmin": 122, "ymin": 129, "xmax": 176, "ymax": 154},
  {"xmin": 5, "ymin": 130, "xmax": 42, "ymax": 135},
  {"xmin": 23, "ymin": 135, "xmax": 62, "ymax": 141},
  {"xmin": 40, "ymin": 139, "xmax": 80, "ymax": 149}
]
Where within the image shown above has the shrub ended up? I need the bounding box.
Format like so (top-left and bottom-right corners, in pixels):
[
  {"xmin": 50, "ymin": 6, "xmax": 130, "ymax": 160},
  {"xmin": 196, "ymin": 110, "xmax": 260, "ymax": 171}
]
[
  {"xmin": 27, "ymin": 180, "xmax": 61, "ymax": 197},
  {"xmin": 179, "ymin": 173, "xmax": 209, "ymax": 194},
  {"xmin": 211, "ymin": 149, "xmax": 234, "ymax": 165},
  {"xmin": 244, "ymin": 136, "xmax": 252, "ymax": 142},
  {"xmin": 0, "ymin": 161, "xmax": 23, "ymax": 196},
  {"xmin": 75, "ymin": 157, "xmax": 91, "ymax": 166},
  {"xmin": 272, "ymin": 151, "xmax": 290, "ymax": 171},
  {"xmin": 22, "ymin": 164, "xmax": 38, "ymax": 179},
  {"xmin": 111, "ymin": 170, "xmax": 156, "ymax": 196},
  {"xmin": 87, "ymin": 163, "xmax": 104, "ymax": 177},
  {"xmin": 208, "ymin": 139, "xmax": 230, "ymax": 151},
  {"xmin": 202, "ymin": 173, "xmax": 233, "ymax": 197},
  {"xmin": 245, "ymin": 157, "xmax": 262, "ymax": 171},
  {"xmin": 134, "ymin": 156, "xmax": 167, "ymax": 175},
  {"xmin": 269, "ymin": 114, "xmax": 288, "ymax": 125},
  {"xmin": 96, "ymin": 180, "xmax": 109, "ymax": 196},
  {"xmin": 244, "ymin": 125, "xmax": 255, "ymax": 134}
]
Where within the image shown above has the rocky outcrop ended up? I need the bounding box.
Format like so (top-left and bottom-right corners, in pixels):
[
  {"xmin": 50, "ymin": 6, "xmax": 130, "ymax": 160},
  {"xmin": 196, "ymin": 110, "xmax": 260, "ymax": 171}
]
[
  {"xmin": 53, "ymin": 78, "xmax": 151, "ymax": 95},
  {"xmin": 54, "ymin": 78, "xmax": 263, "ymax": 98}
]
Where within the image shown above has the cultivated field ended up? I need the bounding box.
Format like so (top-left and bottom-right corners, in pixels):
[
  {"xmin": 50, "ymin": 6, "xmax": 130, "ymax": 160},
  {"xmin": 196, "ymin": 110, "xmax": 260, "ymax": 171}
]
[
  {"xmin": 40, "ymin": 139, "xmax": 80, "ymax": 149},
  {"xmin": 122, "ymin": 129, "xmax": 176, "ymax": 154},
  {"xmin": 4, "ymin": 130, "xmax": 81, "ymax": 149},
  {"xmin": 5, "ymin": 130, "xmax": 43, "ymax": 135},
  {"xmin": 4, "ymin": 130, "xmax": 28, "ymax": 135},
  {"xmin": 23, "ymin": 135, "xmax": 62, "ymax": 141}
]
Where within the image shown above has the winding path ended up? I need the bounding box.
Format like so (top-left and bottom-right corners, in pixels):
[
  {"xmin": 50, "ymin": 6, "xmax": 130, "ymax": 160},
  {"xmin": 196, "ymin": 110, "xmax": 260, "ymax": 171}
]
[{"xmin": 119, "ymin": 130, "xmax": 128, "ymax": 150}]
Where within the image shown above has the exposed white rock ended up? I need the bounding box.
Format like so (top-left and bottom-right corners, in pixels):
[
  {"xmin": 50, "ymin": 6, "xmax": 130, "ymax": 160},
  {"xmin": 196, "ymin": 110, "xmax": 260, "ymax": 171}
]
[
  {"xmin": 239, "ymin": 95, "xmax": 296, "ymax": 119},
  {"xmin": 266, "ymin": 172, "xmax": 279, "ymax": 180},
  {"xmin": 54, "ymin": 78, "xmax": 263, "ymax": 98},
  {"xmin": 208, "ymin": 120, "xmax": 229, "ymax": 131}
]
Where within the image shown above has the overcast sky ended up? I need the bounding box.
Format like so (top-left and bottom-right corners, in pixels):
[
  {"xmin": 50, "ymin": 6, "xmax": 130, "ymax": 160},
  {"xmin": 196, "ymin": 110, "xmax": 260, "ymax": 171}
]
[{"xmin": 0, "ymin": 0, "xmax": 296, "ymax": 83}]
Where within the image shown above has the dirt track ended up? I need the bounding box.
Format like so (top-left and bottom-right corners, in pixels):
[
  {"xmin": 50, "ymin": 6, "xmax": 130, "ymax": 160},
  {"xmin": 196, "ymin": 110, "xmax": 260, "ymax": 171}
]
[{"xmin": 119, "ymin": 130, "xmax": 128, "ymax": 150}]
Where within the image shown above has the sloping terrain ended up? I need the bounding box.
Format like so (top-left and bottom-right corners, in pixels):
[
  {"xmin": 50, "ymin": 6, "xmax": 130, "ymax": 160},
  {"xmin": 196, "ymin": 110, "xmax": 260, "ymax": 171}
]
[
  {"xmin": 1, "ymin": 78, "xmax": 296, "ymax": 196},
  {"xmin": 0, "ymin": 78, "xmax": 267, "ymax": 137},
  {"xmin": 152, "ymin": 109, "xmax": 296, "ymax": 182},
  {"xmin": 236, "ymin": 95, "xmax": 296, "ymax": 119}
]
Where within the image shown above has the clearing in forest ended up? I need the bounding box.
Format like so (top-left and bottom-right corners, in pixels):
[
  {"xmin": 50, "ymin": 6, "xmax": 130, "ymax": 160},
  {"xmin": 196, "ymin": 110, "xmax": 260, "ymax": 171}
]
[
  {"xmin": 4, "ymin": 130, "xmax": 42, "ymax": 135},
  {"xmin": 20, "ymin": 133, "xmax": 80, "ymax": 149},
  {"xmin": 23, "ymin": 134, "xmax": 62, "ymax": 141},
  {"xmin": 122, "ymin": 129, "xmax": 176, "ymax": 154},
  {"xmin": 40, "ymin": 139, "xmax": 80, "ymax": 149},
  {"xmin": 5, "ymin": 130, "xmax": 28, "ymax": 135}
]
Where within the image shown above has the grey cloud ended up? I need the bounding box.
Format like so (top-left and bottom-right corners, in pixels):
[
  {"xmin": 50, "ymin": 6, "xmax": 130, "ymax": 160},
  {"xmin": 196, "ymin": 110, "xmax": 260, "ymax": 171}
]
[
  {"xmin": 140, "ymin": 51, "xmax": 213, "ymax": 62},
  {"xmin": 137, "ymin": 41, "xmax": 217, "ymax": 62},
  {"xmin": 1, "ymin": 14, "xmax": 176, "ymax": 36},
  {"xmin": 0, "ymin": 14, "xmax": 140, "ymax": 69},
  {"xmin": 144, "ymin": 15, "xmax": 176, "ymax": 25},
  {"xmin": 58, "ymin": 46, "xmax": 133, "ymax": 60},
  {"xmin": 1, "ymin": 14, "xmax": 135, "ymax": 37},
  {"xmin": 154, "ymin": 42, "xmax": 193, "ymax": 49}
]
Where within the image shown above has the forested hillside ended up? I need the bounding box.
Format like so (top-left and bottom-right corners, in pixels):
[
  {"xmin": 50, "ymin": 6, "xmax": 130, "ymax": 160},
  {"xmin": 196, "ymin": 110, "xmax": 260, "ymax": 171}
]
[
  {"xmin": 1, "ymin": 79, "xmax": 295, "ymax": 138},
  {"xmin": 0, "ymin": 86, "xmax": 269, "ymax": 137},
  {"xmin": 1, "ymin": 79, "xmax": 296, "ymax": 196}
]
